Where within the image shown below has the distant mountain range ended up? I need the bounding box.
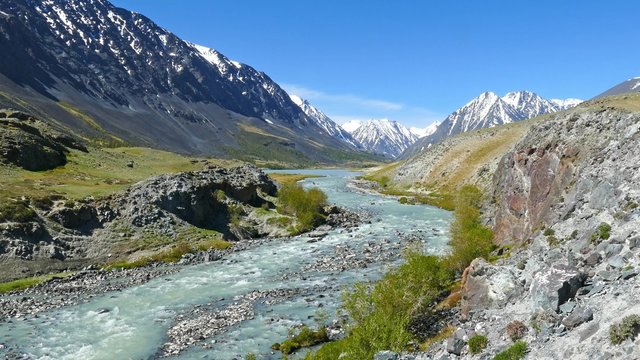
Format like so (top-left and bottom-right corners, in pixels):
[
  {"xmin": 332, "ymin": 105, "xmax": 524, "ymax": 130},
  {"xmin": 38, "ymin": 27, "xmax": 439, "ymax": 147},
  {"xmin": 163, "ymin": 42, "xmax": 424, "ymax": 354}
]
[
  {"xmin": 0, "ymin": 0, "xmax": 375, "ymax": 165},
  {"xmin": 401, "ymin": 91, "xmax": 582, "ymax": 159},
  {"xmin": 342, "ymin": 119, "xmax": 419, "ymax": 158}
]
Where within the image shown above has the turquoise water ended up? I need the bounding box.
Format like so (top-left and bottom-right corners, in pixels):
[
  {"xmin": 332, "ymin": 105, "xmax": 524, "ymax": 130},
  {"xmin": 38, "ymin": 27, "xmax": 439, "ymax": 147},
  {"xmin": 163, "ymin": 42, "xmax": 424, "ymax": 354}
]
[{"xmin": 0, "ymin": 169, "xmax": 452, "ymax": 359}]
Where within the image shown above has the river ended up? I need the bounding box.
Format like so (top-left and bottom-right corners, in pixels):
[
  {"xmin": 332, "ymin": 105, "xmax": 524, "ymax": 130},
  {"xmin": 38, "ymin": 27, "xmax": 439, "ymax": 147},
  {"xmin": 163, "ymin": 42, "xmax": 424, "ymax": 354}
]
[{"xmin": 0, "ymin": 169, "xmax": 452, "ymax": 359}]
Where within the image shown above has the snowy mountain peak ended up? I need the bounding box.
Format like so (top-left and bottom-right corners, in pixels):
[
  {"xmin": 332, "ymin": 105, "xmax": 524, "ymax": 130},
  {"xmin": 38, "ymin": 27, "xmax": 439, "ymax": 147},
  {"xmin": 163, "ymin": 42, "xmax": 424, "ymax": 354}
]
[
  {"xmin": 347, "ymin": 119, "xmax": 418, "ymax": 158},
  {"xmin": 288, "ymin": 94, "xmax": 360, "ymax": 148},
  {"xmin": 401, "ymin": 90, "xmax": 582, "ymax": 159},
  {"xmin": 410, "ymin": 122, "xmax": 439, "ymax": 138}
]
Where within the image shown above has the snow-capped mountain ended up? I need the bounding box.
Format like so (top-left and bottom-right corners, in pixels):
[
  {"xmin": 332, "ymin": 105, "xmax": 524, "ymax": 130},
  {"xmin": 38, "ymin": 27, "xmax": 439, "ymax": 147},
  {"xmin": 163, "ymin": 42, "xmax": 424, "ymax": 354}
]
[
  {"xmin": 594, "ymin": 77, "xmax": 640, "ymax": 99},
  {"xmin": 410, "ymin": 122, "xmax": 439, "ymax": 138},
  {"xmin": 348, "ymin": 119, "xmax": 418, "ymax": 158},
  {"xmin": 0, "ymin": 0, "xmax": 358, "ymax": 161},
  {"xmin": 289, "ymin": 95, "xmax": 360, "ymax": 148},
  {"xmin": 401, "ymin": 91, "xmax": 581, "ymax": 159},
  {"xmin": 341, "ymin": 120, "xmax": 364, "ymax": 133}
]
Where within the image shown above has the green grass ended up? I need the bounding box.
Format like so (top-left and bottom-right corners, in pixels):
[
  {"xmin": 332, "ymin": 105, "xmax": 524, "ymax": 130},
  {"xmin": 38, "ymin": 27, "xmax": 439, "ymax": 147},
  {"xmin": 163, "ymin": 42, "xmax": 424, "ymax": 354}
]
[
  {"xmin": 493, "ymin": 341, "xmax": 527, "ymax": 360},
  {"xmin": 273, "ymin": 326, "xmax": 329, "ymax": 355},
  {"xmin": 105, "ymin": 227, "xmax": 232, "ymax": 270},
  {"xmin": 0, "ymin": 146, "xmax": 235, "ymax": 203},
  {"xmin": 277, "ymin": 183, "xmax": 328, "ymax": 232},
  {"xmin": 468, "ymin": 334, "xmax": 488, "ymax": 354},
  {"xmin": 0, "ymin": 272, "xmax": 73, "ymax": 294},
  {"xmin": 268, "ymin": 173, "xmax": 324, "ymax": 186}
]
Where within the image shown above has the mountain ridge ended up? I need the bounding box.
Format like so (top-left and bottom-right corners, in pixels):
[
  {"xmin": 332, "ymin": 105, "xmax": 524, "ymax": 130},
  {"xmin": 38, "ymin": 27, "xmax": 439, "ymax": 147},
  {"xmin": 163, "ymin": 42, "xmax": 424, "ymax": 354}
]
[
  {"xmin": 0, "ymin": 0, "xmax": 368, "ymax": 165},
  {"xmin": 400, "ymin": 90, "xmax": 581, "ymax": 159}
]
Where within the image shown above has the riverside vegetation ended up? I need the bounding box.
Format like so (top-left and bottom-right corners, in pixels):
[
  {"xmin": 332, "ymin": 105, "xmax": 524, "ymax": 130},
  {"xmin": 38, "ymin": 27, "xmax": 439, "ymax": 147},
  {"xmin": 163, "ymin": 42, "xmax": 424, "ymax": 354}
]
[{"xmin": 300, "ymin": 185, "xmax": 495, "ymax": 359}]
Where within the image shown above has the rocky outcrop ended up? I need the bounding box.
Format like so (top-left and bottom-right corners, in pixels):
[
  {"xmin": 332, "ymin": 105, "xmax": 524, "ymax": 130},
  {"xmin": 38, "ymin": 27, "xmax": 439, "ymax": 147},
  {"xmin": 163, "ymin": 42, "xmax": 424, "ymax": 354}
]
[
  {"xmin": 491, "ymin": 101, "xmax": 640, "ymax": 245},
  {"xmin": 0, "ymin": 164, "xmax": 284, "ymax": 280},
  {"xmin": 460, "ymin": 258, "xmax": 522, "ymax": 318},
  {"xmin": 0, "ymin": 110, "xmax": 71, "ymax": 171}
]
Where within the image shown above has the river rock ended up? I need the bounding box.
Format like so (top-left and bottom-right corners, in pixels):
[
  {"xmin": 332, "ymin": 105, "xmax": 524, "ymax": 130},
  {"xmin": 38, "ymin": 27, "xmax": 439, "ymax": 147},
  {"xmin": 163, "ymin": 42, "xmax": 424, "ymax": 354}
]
[{"xmin": 530, "ymin": 264, "xmax": 587, "ymax": 312}]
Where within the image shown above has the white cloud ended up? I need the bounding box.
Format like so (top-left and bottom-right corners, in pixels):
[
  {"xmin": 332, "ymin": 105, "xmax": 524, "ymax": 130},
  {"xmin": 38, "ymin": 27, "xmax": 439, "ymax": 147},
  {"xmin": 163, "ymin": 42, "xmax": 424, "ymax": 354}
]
[{"xmin": 282, "ymin": 84, "xmax": 403, "ymax": 111}]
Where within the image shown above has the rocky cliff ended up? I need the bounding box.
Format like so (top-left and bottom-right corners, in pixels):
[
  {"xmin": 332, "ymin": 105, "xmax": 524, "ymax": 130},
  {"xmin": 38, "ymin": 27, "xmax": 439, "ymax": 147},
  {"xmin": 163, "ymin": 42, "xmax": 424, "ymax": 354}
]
[{"xmin": 372, "ymin": 93, "xmax": 640, "ymax": 360}]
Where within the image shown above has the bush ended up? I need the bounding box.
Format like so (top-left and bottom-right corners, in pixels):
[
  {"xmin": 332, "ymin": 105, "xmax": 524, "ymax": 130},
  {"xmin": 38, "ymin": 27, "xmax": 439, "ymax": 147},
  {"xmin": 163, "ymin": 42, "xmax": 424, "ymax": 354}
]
[
  {"xmin": 609, "ymin": 314, "xmax": 640, "ymax": 345},
  {"xmin": 493, "ymin": 341, "xmax": 527, "ymax": 360},
  {"xmin": 274, "ymin": 326, "xmax": 329, "ymax": 355},
  {"xmin": 506, "ymin": 320, "xmax": 527, "ymax": 342},
  {"xmin": 245, "ymin": 352, "xmax": 257, "ymax": 360},
  {"xmin": 468, "ymin": 334, "xmax": 488, "ymax": 354},
  {"xmin": 591, "ymin": 222, "xmax": 611, "ymax": 244},
  {"xmin": 277, "ymin": 183, "xmax": 328, "ymax": 232},
  {"xmin": 0, "ymin": 200, "xmax": 37, "ymax": 223},
  {"xmin": 448, "ymin": 185, "xmax": 495, "ymax": 271},
  {"xmin": 543, "ymin": 228, "xmax": 555, "ymax": 236}
]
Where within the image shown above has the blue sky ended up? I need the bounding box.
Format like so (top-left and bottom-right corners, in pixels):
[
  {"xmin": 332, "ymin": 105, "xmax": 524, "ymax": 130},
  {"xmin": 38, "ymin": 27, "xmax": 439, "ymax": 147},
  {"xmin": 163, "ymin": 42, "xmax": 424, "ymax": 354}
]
[{"xmin": 111, "ymin": 0, "xmax": 639, "ymax": 128}]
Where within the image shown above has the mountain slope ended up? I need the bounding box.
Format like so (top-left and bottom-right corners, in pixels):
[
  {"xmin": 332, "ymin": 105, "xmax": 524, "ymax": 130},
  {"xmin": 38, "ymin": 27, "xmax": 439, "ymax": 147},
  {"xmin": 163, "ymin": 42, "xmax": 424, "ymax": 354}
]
[
  {"xmin": 289, "ymin": 95, "xmax": 360, "ymax": 148},
  {"xmin": 401, "ymin": 91, "xmax": 581, "ymax": 159},
  {"xmin": 594, "ymin": 77, "xmax": 640, "ymax": 98},
  {"xmin": 0, "ymin": 0, "xmax": 360, "ymax": 164},
  {"xmin": 348, "ymin": 119, "xmax": 417, "ymax": 158}
]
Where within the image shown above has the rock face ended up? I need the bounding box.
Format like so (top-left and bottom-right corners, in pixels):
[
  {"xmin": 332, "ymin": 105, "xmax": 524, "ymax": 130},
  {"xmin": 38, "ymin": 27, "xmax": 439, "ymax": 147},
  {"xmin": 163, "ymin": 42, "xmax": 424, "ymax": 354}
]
[
  {"xmin": 0, "ymin": 110, "xmax": 72, "ymax": 171},
  {"xmin": 491, "ymin": 101, "xmax": 640, "ymax": 245}
]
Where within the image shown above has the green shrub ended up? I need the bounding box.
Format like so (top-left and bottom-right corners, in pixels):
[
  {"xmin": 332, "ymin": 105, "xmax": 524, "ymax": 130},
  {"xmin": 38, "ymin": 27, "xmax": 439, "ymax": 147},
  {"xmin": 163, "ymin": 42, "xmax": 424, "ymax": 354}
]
[
  {"xmin": 493, "ymin": 341, "xmax": 527, "ymax": 360},
  {"xmin": 398, "ymin": 197, "xmax": 409, "ymax": 204},
  {"xmin": 274, "ymin": 326, "xmax": 329, "ymax": 355},
  {"xmin": 547, "ymin": 235, "xmax": 560, "ymax": 247},
  {"xmin": 543, "ymin": 228, "xmax": 555, "ymax": 236},
  {"xmin": 609, "ymin": 314, "xmax": 640, "ymax": 345},
  {"xmin": 448, "ymin": 185, "xmax": 495, "ymax": 271},
  {"xmin": 245, "ymin": 352, "xmax": 257, "ymax": 360},
  {"xmin": 277, "ymin": 183, "xmax": 328, "ymax": 232},
  {"xmin": 0, "ymin": 200, "xmax": 37, "ymax": 222},
  {"xmin": 468, "ymin": 334, "xmax": 488, "ymax": 354},
  {"xmin": 591, "ymin": 222, "xmax": 612, "ymax": 244},
  {"xmin": 506, "ymin": 320, "xmax": 527, "ymax": 342}
]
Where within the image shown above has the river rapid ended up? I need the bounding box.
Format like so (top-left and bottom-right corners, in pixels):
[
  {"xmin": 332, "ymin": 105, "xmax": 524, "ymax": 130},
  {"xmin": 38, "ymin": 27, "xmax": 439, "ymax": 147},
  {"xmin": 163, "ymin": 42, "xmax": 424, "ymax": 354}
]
[{"xmin": 0, "ymin": 169, "xmax": 452, "ymax": 359}]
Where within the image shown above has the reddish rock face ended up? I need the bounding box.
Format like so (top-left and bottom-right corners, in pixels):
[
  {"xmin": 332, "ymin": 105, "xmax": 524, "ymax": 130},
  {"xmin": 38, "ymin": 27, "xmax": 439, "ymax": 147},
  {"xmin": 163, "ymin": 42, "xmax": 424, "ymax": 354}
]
[{"xmin": 492, "ymin": 139, "xmax": 577, "ymax": 245}]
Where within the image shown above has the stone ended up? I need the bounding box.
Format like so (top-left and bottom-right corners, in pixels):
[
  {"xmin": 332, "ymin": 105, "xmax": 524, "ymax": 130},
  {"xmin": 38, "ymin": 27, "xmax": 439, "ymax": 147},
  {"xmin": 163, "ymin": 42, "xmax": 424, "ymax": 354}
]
[
  {"xmin": 605, "ymin": 244, "xmax": 624, "ymax": 258},
  {"xmin": 530, "ymin": 264, "xmax": 587, "ymax": 312},
  {"xmin": 607, "ymin": 255, "xmax": 626, "ymax": 269},
  {"xmin": 559, "ymin": 301, "xmax": 576, "ymax": 314},
  {"xmin": 585, "ymin": 252, "xmax": 602, "ymax": 267},
  {"xmin": 446, "ymin": 331, "xmax": 465, "ymax": 356},
  {"xmin": 597, "ymin": 271, "xmax": 619, "ymax": 281},
  {"xmin": 562, "ymin": 307, "xmax": 594, "ymax": 330},
  {"xmin": 374, "ymin": 351, "xmax": 399, "ymax": 360},
  {"xmin": 621, "ymin": 270, "xmax": 638, "ymax": 280},
  {"xmin": 588, "ymin": 283, "xmax": 605, "ymax": 296},
  {"xmin": 460, "ymin": 258, "xmax": 522, "ymax": 317}
]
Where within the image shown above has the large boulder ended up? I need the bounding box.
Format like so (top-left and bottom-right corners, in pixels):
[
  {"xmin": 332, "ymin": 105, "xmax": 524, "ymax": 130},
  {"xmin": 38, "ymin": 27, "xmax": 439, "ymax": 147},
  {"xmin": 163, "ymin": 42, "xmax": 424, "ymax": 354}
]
[
  {"xmin": 530, "ymin": 264, "xmax": 587, "ymax": 312},
  {"xmin": 460, "ymin": 258, "xmax": 523, "ymax": 317}
]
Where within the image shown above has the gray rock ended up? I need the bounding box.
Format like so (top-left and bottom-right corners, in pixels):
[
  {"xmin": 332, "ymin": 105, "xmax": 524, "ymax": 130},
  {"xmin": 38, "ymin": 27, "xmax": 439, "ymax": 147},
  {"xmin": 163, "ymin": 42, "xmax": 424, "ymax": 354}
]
[
  {"xmin": 461, "ymin": 258, "xmax": 522, "ymax": 317},
  {"xmin": 597, "ymin": 270, "xmax": 619, "ymax": 281},
  {"xmin": 446, "ymin": 335, "xmax": 465, "ymax": 356},
  {"xmin": 374, "ymin": 351, "xmax": 399, "ymax": 360},
  {"xmin": 530, "ymin": 264, "xmax": 587, "ymax": 312},
  {"xmin": 585, "ymin": 252, "xmax": 602, "ymax": 267},
  {"xmin": 561, "ymin": 307, "xmax": 594, "ymax": 329},
  {"xmin": 559, "ymin": 301, "xmax": 576, "ymax": 314},
  {"xmin": 605, "ymin": 244, "xmax": 624, "ymax": 257},
  {"xmin": 621, "ymin": 270, "xmax": 638, "ymax": 280},
  {"xmin": 607, "ymin": 255, "xmax": 626, "ymax": 269}
]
